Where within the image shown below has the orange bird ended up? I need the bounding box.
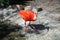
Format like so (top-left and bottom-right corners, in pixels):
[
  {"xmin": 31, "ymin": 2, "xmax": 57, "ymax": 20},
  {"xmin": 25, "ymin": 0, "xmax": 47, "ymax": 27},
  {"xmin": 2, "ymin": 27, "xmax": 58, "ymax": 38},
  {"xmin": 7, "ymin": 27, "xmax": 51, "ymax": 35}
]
[
  {"xmin": 18, "ymin": 10, "xmax": 36, "ymax": 21},
  {"xmin": 18, "ymin": 10, "xmax": 36, "ymax": 31}
]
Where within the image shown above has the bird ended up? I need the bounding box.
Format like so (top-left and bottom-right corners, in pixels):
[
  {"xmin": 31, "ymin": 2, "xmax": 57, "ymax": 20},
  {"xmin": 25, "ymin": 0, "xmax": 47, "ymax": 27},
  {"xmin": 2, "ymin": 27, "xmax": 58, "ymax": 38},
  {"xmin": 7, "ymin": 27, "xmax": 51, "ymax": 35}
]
[{"xmin": 18, "ymin": 6, "xmax": 37, "ymax": 32}]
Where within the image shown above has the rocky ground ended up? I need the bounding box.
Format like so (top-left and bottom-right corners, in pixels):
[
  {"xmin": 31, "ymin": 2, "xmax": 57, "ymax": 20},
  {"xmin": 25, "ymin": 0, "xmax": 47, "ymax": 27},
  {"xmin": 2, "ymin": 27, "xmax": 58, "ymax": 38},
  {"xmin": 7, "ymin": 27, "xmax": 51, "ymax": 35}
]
[
  {"xmin": 25, "ymin": 0, "xmax": 60, "ymax": 40},
  {"xmin": 0, "ymin": 0, "xmax": 60, "ymax": 40}
]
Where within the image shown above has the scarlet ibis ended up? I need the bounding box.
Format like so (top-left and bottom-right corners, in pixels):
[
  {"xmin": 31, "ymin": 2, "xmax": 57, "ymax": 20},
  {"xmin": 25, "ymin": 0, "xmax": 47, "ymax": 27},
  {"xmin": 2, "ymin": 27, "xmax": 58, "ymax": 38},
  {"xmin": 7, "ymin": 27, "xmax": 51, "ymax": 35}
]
[{"xmin": 18, "ymin": 10, "xmax": 37, "ymax": 31}]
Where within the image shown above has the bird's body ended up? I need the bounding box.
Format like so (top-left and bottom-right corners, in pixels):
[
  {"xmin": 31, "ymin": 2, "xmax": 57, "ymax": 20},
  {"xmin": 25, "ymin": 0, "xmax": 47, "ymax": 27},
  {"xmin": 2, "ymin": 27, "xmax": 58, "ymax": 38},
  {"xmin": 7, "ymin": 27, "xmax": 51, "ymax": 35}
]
[
  {"xmin": 18, "ymin": 10, "xmax": 36, "ymax": 21},
  {"xmin": 18, "ymin": 9, "xmax": 37, "ymax": 32}
]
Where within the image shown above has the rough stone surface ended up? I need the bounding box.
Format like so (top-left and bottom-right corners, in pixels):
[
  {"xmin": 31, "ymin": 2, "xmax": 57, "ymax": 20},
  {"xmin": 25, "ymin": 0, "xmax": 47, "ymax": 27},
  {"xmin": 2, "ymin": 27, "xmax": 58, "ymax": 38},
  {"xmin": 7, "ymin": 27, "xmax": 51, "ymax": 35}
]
[{"xmin": 0, "ymin": 0, "xmax": 60, "ymax": 40}]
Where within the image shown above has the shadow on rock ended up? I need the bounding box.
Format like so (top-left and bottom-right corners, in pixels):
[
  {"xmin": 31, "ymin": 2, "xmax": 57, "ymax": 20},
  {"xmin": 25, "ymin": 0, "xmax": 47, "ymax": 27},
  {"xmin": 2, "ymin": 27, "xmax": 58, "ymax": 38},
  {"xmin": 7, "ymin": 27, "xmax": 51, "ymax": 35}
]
[
  {"xmin": 28, "ymin": 24, "xmax": 49, "ymax": 34},
  {"xmin": 0, "ymin": 24, "xmax": 22, "ymax": 40},
  {"xmin": 28, "ymin": 24, "xmax": 49, "ymax": 30}
]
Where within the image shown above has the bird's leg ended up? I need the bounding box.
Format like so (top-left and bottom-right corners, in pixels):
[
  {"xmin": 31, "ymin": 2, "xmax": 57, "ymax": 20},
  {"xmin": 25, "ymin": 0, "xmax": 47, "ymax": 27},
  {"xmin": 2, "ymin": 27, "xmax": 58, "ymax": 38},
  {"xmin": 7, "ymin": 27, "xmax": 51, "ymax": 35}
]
[
  {"xmin": 29, "ymin": 21, "xmax": 33, "ymax": 29},
  {"xmin": 29, "ymin": 21, "xmax": 36, "ymax": 30},
  {"xmin": 24, "ymin": 21, "xmax": 28, "ymax": 28},
  {"xmin": 29, "ymin": 21, "xmax": 31, "ymax": 26},
  {"xmin": 24, "ymin": 21, "xmax": 29, "ymax": 32},
  {"xmin": 25, "ymin": 21, "xmax": 26, "ymax": 27}
]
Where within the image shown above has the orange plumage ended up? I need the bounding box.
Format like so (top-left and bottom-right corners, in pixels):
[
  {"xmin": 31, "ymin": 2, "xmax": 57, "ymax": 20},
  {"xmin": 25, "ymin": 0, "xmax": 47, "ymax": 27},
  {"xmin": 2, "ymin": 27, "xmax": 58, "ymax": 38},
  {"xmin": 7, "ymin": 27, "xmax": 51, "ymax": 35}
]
[{"xmin": 18, "ymin": 10, "xmax": 36, "ymax": 21}]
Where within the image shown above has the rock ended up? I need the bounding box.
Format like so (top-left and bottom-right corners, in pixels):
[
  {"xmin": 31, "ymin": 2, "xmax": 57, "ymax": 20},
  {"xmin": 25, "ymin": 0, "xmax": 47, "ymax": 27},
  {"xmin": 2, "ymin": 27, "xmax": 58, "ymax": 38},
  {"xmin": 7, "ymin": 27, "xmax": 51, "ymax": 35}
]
[{"xmin": 0, "ymin": 0, "xmax": 60, "ymax": 40}]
